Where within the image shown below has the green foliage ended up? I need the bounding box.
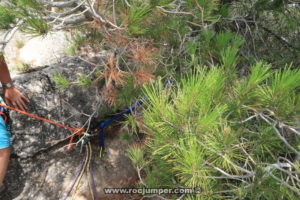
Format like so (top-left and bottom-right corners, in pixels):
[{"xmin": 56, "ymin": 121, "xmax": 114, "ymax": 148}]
[
  {"xmin": 219, "ymin": 32, "xmax": 245, "ymax": 75},
  {"xmin": 144, "ymin": 158, "xmax": 175, "ymax": 188},
  {"xmin": 139, "ymin": 62, "xmax": 300, "ymax": 199},
  {"xmin": 119, "ymin": 0, "xmax": 222, "ymax": 46},
  {"xmin": 233, "ymin": 62, "xmax": 271, "ymax": 106},
  {"xmin": 149, "ymin": 0, "xmax": 174, "ymax": 6},
  {"xmin": 0, "ymin": 0, "xmax": 48, "ymax": 35},
  {"xmin": 117, "ymin": 77, "xmax": 142, "ymax": 106},
  {"xmin": 204, "ymin": 30, "xmax": 245, "ymax": 66},
  {"xmin": 124, "ymin": 1, "xmax": 152, "ymax": 35},
  {"xmin": 0, "ymin": 6, "xmax": 16, "ymax": 29},
  {"xmin": 167, "ymin": 30, "xmax": 246, "ymax": 72},
  {"xmin": 1, "ymin": 1, "xmax": 299, "ymax": 198},
  {"xmin": 65, "ymin": 34, "xmax": 86, "ymax": 56},
  {"xmin": 21, "ymin": 16, "xmax": 49, "ymax": 35},
  {"xmin": 255, "ymin": 65, "xmax": 300, "ymax": 117},
  {"xmin": 65, "ymin": 31, "xmax": 103, "ymax": 56},
  {"xmin": 76, "ymin": 74, "xmax": 92, "ymax": 88},
  {"xmin": 51, "ymin": 72, "xmax": 71, "ymax": 91},
  {"xmin": 123, "ymin": 114, "xmax": 139, "ymax": 135},
  {"xmin": 146, "ymin": 15, "xmax": 188, "ymax": 47},
  {"xmin": 14, "ymin": 0, "xmax": 43, "ymax": 11},
  {"xmin": 12, "ymin": 63, "xmax": 32, "ymax": 73},
  {"xmin": 249, "ymin": 126, "xmax": 287, "ymax": 161},
  {"xmin": 245, "ymin": 170, "xmax": 300, "ymax": 200},
  {"xmin": 127, "ymin": 145, "xmax": 145, "ymax": 167},
  {"xmin": 228, "ymin": 0, "xmax": 300, "ymax": 67},
  {"xmin": 120, "ymin": 132, "xmax": 132, "ymax": 141},
  {"xmin": 185, "ymin": 0, "xmax": 221, "ymax": 22},
  {"xmin": 254, "ymin": 0, "xmax": 287, "ymax": 12}
]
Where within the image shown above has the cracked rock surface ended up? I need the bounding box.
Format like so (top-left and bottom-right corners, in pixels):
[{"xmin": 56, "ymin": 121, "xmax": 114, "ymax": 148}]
[
  {"xmin": 9, "ymin": 57, "xmax": 99, "ymax": 158},
  {"xmin": 2, "ymin": 57, "xmax": 138, "ymax": 200}
]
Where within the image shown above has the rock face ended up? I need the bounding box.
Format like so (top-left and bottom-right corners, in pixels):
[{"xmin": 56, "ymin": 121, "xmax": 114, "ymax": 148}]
[
  {"xmin": 2, "ymin": 57, "xmax": 138, "ymax": 200},
  {"xmin": 1, "ymin": 31, "xmax": 71, "ymax": 72},
  {"xmin": 18, "ymin": 31, "xmax": 71, "ymax": 67},
  {"xmin": 9, "ymin": 57, "xmax": 99, "ymax": 158}
]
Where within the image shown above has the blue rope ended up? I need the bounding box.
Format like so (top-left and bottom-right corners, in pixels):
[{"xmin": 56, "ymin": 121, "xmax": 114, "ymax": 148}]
[
  {"xmin": 97, "ymin": 100, "xmax": 144, "ymax": 147},
  {"xmin": 96, "ymin": 80, "xmax": 174, "ymax": 148},
  {"xmin": 98, "ymin": 100, "xmax": 144, "ymax": 129},
  {"xmin": 98, "ymin": 130, "xmax": 105, "ymax": 147}
]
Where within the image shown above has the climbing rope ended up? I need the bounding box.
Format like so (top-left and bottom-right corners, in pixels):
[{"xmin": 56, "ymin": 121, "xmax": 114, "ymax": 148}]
[
  {"xmin": 0, "ymin": 104, "xmax": 98, "ymax": 199},
  {"xmin": 0, "ymin": 103, "xmax": 85, "ymax": 149},
  {"xmin": 0, "ymin": 80, "xmax": 173, "ymax": 151},
  {"xmin": 0, "ymin": 100, "xmax": 146, "ymax": 199},
  {"xmin": 93, "ymin": 80, "xmax": 174, "ymax": 150},
  {"xmin": 0, "ymin": 79, "xmax": 173, "ymax": 199},
  {"xmin": 93, "ymin": 99, "xmax": 144, "ymax": 156},
  {"xmin": 63, "ymin": 141, "xmax": 97, "ymax": 200}
]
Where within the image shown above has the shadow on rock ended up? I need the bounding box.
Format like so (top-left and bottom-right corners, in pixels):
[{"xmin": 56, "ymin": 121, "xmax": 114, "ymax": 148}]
[{"xmin": 2, "ymin": 158, "xmax": 25, "ymax": 200}]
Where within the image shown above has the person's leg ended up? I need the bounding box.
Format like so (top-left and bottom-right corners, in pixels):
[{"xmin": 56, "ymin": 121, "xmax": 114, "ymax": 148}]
[
  {"xmin": 0, "ymin": 147, "xmax": 10, "ymax": 186},
  {"xmin": 0, "ymin": 115, "xmax": 11, "ymax": 187}
]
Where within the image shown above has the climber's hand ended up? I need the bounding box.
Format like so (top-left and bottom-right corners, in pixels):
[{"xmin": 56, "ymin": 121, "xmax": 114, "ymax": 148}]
[{"xmin": 3, "ymin": 87, "xmax": 29, "ymax": 111}]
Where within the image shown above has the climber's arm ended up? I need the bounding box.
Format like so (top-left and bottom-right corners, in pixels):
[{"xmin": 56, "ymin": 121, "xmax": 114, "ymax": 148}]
[
  {"xmin": 0, "ymin": 54, "xmax": 29, "ymax": 111},
  {"xmin": 0, "ymin": 54, "xmax": 12, "ymax": 85}
]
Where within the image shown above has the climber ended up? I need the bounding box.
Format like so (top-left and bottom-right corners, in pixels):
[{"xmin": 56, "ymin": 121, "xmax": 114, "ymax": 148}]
[{"xmin": 0, "ymin": 53, "xmax": 29, "ymax": 195}]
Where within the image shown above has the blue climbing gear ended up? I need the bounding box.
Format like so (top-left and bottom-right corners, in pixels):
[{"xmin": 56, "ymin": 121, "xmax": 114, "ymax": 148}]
[{"xmin": 94, "ymin": 80, "xmax": 174, "ymax": 150}]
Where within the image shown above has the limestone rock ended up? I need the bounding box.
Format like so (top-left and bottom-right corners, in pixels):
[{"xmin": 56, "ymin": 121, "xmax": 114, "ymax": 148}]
[
  {"xmin": 18, "ymin": 31, "xmax": 71, "ymax": 67},
  {"xmin": 4, "ymin": 128, "xmax": 138, "ymax": 200},
  {"xmin": 8, "ymin": 57, "xmax": 99, "ymax": 158},
  {"xmin": 2, "ymin": 57, "xmax": 138, "ymax": 200},
  {"xmin": 1, "ymin": 31, "xmax": 71, "ymax": 72}
]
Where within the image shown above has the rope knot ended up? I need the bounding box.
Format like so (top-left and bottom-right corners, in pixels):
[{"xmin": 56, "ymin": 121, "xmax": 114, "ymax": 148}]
[{"xmin": 67, "ymin": 127, "xmax": 86, "ymax": 150}]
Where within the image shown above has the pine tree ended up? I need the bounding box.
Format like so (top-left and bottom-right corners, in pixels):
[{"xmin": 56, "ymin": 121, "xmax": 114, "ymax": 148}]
[
  {"xmin": 1, "ymin": 1, "xmax": 299, "ymax": 198},
  {"xmin": 128, "ymin": 61, "xmax": 300, "ymax": 199}
]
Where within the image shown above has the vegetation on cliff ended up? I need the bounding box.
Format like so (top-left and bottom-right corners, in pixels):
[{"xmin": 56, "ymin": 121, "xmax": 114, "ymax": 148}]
[{"xmin": 0, "ymin": 0, "xmax": 299, "ymax": 199}]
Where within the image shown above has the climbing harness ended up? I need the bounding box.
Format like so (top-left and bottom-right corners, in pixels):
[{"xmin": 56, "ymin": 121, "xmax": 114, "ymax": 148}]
[
  {"xmin": 0, "ymin": 98, "xmax": 11, "ymax": 131},
  {"xmin": 0, "ymin": 105, "xmax": 9, "ymax": 124}
]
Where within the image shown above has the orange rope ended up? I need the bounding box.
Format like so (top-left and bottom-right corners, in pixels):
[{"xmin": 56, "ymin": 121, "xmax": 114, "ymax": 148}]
[{"xmin": 0, "ymin": 103, "xmax": 85, "ymax": 150}]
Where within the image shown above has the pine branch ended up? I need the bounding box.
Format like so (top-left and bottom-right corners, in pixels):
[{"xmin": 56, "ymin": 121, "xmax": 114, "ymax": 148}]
[
  {"xmin": 85, "ymin": 0, "xmax": 122, "ymax": 29},
  {"xmin": 247, "ymin": 107, "xmax": 300, "ymax": 157},
  {"xmin": 43, "ymin": 0, "xmax": 79, "ymax": 8},
  {"xmin": 261, "ymin": 26, "xmax": 300, "ymax": 51},
  {"xmin": 47, "ymin": 1, "xmax": 86, "ymax": 18},
  {"xmin": 0, "ymin": 20, "xmax": 23, "ymax": 51}
]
